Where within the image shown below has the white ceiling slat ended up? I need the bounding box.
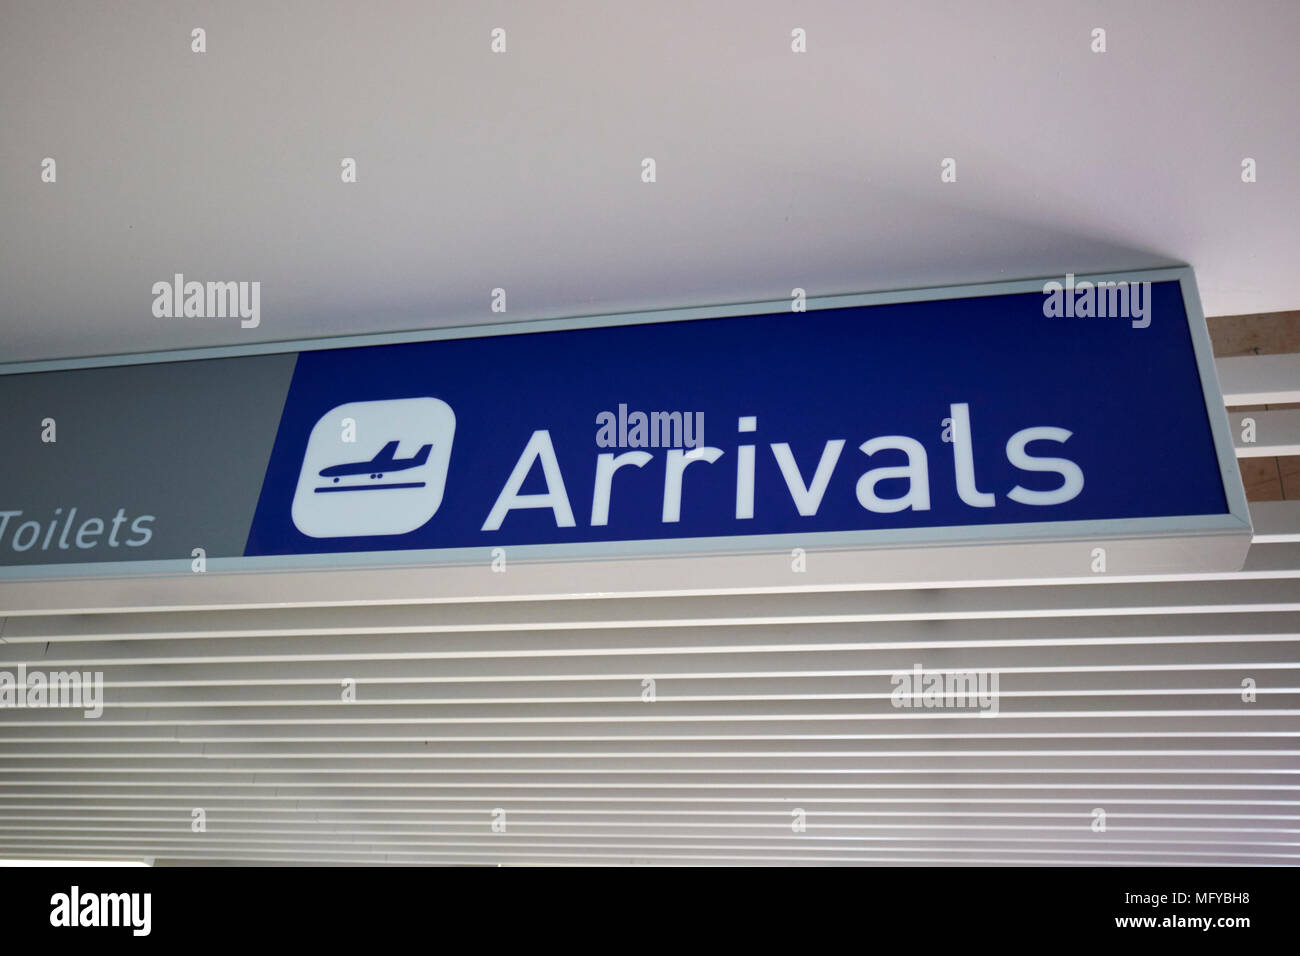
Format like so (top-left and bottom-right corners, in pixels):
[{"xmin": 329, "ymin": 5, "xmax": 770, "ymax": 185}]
[
  {"xmin": 4, "ymin": 827, "xmax": 1300, "ymax": 850},
  {"xmin": 4, "ymin": 810, "xmax": 1298, "ymax": 829},
  {"xmin": 17, "ymin": 639, "xmax": 1293, "ymax": 688},
  {"xmin": 0, "ymin": 846, "xmax": 1292, "ymax": 867},
  {"xmin": 1250, "ymin": 502, "xmax": 1300, "ymax": 543},
  {"xmin": 2, "ymin": 695, "xmax": 1298, "ymax": 727},
  {"xmin": 3, "ymin": 613, "xmax": 1297, "ymax": 671},
  {"xmin": 0, "ymin": 854, "xmax": 1287, "ymax": 866},
  {"xmin": 1231, "ymin": 410, "xmax": 1300, "ymax": 457},
  {"xmin": 1252, "ymin": 502, "xmax": 1300, "ymax": 541},
  {"xmin": 0, "ymin": 772, "xmax": 1295, "ymax": 789},
  {"xmin": 5, "ymin": 736, "xmax": 1300, "ymax": 757},
  {"xmin": 1240, "ymin": 541, "xmax": 1300, "ymax": 575},
  {"xmin": 5, "ymin": 577, "xmax": 1300, "ymax": 642},
  {"xmin": 0, "ymin": 644, "xmax": 1294, "ymax": 694},
  {"xmin": 3, "ymin": 543, "xmax": 1300, "ymax": 622},
  {"xmin": 1217, "ymin": 354, "xmax": 1300, "ymax": 405},
  {"xmin": 21, "ymin": 671, "xmax": 1296, "ymax": 709},
  {"xmin": 4, "ymin": 829, "xmax": 1299, "ymax": 852},
  {"xmin": 4, "ymin": 714, "xmax": 1298, "ymax": 743},
  {"xmin": 5, "ymin": 790, "xmax": 1294, "ymax": 806},
  {"xmin": 0, "ymin": 747, "xmax": 1296, "ymax": 770},
  {"xmin": 0, "ymin": 765, "xmax": 1295, "ymax": 783},
  {"xmin": 3, "ymin": 799, "xmax": 1297, "ymax": 816},
  {"xmin": 0, "ymin": 836, "xmax": 1296, "ymax": 864},
  {"xmin": 2, "ymin": 826, "xmax": 1297, "ymax": 848}
]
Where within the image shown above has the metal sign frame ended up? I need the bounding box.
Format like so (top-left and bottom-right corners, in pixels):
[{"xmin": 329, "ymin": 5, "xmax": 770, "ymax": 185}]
[{"xmin": 0, "ymin": 266, "xmax": 1251, "ymax": 595}]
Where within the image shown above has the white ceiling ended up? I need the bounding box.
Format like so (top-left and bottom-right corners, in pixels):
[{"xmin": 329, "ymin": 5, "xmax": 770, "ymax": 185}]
[{"xmin": 1, "ymin": 0, "xmax": 1298, "ymax": 364}]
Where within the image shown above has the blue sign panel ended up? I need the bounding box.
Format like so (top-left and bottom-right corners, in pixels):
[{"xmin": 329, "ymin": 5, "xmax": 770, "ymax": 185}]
[{"xmin": 243, "ymin": 277, "xmax": 1234, "ymax": 560}]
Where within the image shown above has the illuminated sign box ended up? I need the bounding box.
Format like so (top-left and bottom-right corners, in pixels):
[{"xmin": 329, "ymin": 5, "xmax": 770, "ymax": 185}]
[{"xmin": 0, "ymin": 267, "xmax": 1251, "ymax": 588}]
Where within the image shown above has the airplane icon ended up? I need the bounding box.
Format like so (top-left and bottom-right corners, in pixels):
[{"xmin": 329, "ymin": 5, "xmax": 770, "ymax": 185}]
[
  {"xmin": 293, "ymin": 398, "xmax": 456, "ymax": 536},
  {"xmin": 315, "ymin": 440, "xmax": 433, "ymax": 492}
]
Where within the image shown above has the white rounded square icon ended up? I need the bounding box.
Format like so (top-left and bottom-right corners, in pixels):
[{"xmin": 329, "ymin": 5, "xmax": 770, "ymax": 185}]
[{"xmin": 291, "ymin": 398, "xmax": 456, "ymax": 538}]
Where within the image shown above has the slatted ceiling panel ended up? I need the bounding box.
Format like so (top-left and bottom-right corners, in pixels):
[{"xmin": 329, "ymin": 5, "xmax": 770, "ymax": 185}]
[{"xmin": 0, "ymin": 385, "xmax": 1297, "ymax": 865}]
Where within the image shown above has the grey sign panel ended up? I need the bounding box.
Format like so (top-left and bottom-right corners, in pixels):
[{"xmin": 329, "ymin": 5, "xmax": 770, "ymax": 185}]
[{"xmin": 0, "ymin": 354, "xmax": 295, "ymax": 566}]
